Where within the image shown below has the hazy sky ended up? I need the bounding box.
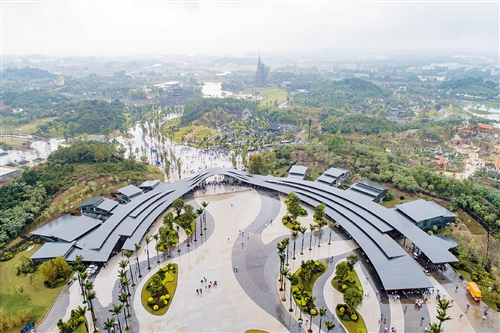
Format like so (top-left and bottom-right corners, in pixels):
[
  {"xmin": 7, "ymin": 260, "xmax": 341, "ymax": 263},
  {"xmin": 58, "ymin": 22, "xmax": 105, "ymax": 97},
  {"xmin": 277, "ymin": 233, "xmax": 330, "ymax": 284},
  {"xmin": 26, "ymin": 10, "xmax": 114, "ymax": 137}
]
[{"xmin": 2, "ymin": 0, "xmax": 499, "ymax": 57}]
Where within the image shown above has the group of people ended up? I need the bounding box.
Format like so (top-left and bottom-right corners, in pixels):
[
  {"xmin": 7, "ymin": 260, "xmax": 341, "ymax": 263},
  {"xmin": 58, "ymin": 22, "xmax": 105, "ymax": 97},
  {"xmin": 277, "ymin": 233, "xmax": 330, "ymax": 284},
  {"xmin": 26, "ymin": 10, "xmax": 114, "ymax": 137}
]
[{"xmin": 196, "ymin": 277, "xmax": 218, "ymax": 295}]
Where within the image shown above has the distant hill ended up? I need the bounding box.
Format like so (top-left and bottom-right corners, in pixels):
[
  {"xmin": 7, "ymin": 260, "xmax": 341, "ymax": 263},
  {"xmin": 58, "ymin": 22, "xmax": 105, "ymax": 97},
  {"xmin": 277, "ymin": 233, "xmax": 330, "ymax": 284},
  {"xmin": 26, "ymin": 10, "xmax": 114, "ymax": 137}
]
[
  {"xmin": 440, "ymin": 77, "xmax": 498, "ymax": 98},
  {"xmin": 2, "ymin": 67, "xmax": 57, "ymax": 80}
]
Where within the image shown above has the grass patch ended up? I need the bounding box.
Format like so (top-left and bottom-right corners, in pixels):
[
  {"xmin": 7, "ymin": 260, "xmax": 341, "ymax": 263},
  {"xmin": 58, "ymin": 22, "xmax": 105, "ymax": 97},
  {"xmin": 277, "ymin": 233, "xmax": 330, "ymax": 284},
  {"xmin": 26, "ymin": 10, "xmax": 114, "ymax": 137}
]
[
  {"xmin": 463, "ymin": 217, "xmax": 487, "ymax": 236},
  {"xmin": 468, "ymin": 108, "xmax": 492, "ymax": 115},
  {"xmin": 141, "ymin": 263, "xmax": 178, "ymax": 315},
  {"xmin": 244, "ymin": 87, "xmax": 288, "ymax": 107},
  {"xmin": 456, "ymin": 269, "xmax": 472, "ymax": 282},
  {"xmin": 331, "ymin": 269, "xmax": 363, "ymax": 295},
  {"xmin": 380, "ymin": 196, "xmax": 412, "ymax": 209},
  {"xmin": 0, "ymin": 137, "xmax": 32, "ymax": 148},
  {"xmin": 336, "ymin": 304, "xmax": 367, "ymax": 333},
  {"xmin": 0, "ymin": 244, "xmax": 65, "ymax": 329}
]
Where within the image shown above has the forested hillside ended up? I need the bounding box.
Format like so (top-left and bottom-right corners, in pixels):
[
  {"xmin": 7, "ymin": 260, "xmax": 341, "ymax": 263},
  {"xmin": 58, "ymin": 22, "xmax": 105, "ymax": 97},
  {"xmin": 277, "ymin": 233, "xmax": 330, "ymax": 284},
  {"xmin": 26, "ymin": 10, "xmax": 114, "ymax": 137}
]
[
  {"xmin": 292, "ymin": 78, "xmax": 390, "ymax": 107},
  {"xmin": 181, "ymin": 97, "xmax": 258, "ymax": 125}
]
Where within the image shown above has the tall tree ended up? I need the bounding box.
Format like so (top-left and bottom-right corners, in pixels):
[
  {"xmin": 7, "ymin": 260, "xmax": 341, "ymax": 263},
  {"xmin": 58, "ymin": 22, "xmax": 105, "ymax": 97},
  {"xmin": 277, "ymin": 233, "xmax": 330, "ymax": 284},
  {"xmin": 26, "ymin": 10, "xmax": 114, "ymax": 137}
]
[
  {"xmin": 134, "ymin": 243, "xmax": 142, "ymax": 278},
  {"xmin": 152, "ymin": 233, "xmax": 160, "ymax": 263},
  {"xmin": 145, "ymin": 235, "xmax": 152, "ymax": 270},
  {"xmin": 299, "ymin": 226, "xmax": 307, "ymax": 255},
  {"xmin": 109, "ymin": 304, "xmax": 124, "ymax": 333}
]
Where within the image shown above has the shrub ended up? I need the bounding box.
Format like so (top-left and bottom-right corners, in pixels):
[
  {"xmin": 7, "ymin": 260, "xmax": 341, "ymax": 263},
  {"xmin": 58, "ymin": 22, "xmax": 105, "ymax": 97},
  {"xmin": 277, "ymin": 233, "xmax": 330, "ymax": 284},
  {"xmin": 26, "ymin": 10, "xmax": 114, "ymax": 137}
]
[
  {"xmin": 342, "ymin": 285, "xmax": 347, "ymax": 290},
  {"xmin": 153, "ymin": 305, "xmax": 159, "ymax": 311},
  {"xmin": 164, "ymin": 294, "xmax": 170, "ymax": 300},
  {"xmin": 163, "ymin": 300, "xmax": 168, "ymax": 305},
  {"xmin": 358, "ymin": 286, "xmax": 362, "ymax": 291},
  {"xmin": 291, "ymin": 276, "xmax": 299, "ymax": 285},
  {"xmin": 351, "ymin": 314, "xmax": 358, "ymax": 321},
  {"xmin": 339, "ymin": 307, "xmax": 345, "ymax": 314}
]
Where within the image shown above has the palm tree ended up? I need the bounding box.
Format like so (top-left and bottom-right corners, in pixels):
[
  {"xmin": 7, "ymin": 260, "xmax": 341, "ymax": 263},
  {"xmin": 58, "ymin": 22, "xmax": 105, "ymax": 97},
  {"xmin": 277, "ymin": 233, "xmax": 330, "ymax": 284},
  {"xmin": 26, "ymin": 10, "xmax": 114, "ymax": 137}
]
[
  {"xmin": 283, "ymin": 237, "xmax": 290, "ymax": 266},
  {"xmin": 68, "ymin": 317, "xmax": 80, "ymax": 333},
  {"xmin": 118, "ymin": 269, "xmax": 127, "ymax": 280},
  {"xmin": 318, "ymin": 306, "xmax": 327, "ymax": 333},
  {"xmin": 297, "ymin": 286, "xmax": 308, "ymax": 320},
  {"xmin": 277, "ymin": 241, "xmax": 287, "ymax": 285},
  {"xmin": 118, "ymin": 260, "xmax": 128, "ymax": 270},
  {"xmin": 103, "ymin": 318, "xmax": 116, "ymax": 333},
  {"xmin": 307, "ymin": 296, "xmax": 317, "ymax": 333},
  {"xmin": 119, "ymin": 290, "xmax": 130, "ymax": 316},
  {"xmin": 77, "ymin": 271, "xmax": 89, "ymax": 303},
  {"xmin": 324, "ymin": 320, "xmax": 335, "ymax": 332},
  {"xmin": 145, "ymin": 235, "xmax": 152, "ymax": 270},
  {"xmin": 286, "ymin": 271, "xmax": 294, "ymax": 312},
  {"xmin": 281, "ymin": 267, "xmax": 290, "ymax": 296},
  {"xmin": 299, "ymin": 226, "xmax": 307, "ymax": 254},
  {"xmin": 134, "ymin": 243, "xmax": 142, "ymax": 278},
  {"xmin": 118, "ymin": 293, "xmax": 130, "ymax": 329},
  {"xmin": 75, "ymin": 305, "xmax": 88, "ymax": 333},
  {"xmin": 86, "ymin": 290, "xmax": 97, "ymax": 325},
  {"xmin": 120, "ymin": 276, "xmax": 131, "ymax": 297},
  {"xmin": 309, "ymin": 224, "xmax": 316, "ymax": 251},
  {"xmin": 109, "ymin": 303, "xmax": 124, "ymax": 333},
  {"xmin": 152, "ymin": 233, "xmax": 160, "ymax": 263},
  {"xmin": 176, "ymin": 225, "xmax": 181, "ymax": 252},
  {"xmin": 195, "ymin": 207, "xmax": 204, "ymax": 239},
  {"xmin": 124, "ymin": 251, "xmax": 135, "ymax": 286},
  {"xmin": 436, "ymin": 299, "xmax": 453, "ymax": 330},
  {"xmin": 291, "ymin": 230, "xmax": 299, "ymax": 260},
  {"xmin": 201, "ymin": 201, "xmax": 209, "ymax": 230}
]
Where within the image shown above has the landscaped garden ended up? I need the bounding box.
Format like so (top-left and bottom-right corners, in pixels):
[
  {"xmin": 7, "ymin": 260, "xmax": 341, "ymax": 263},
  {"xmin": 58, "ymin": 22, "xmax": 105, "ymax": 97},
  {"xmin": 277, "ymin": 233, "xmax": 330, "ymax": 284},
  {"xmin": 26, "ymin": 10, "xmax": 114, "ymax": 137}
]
[
  {"xmin": 141, "ymin": 263, "xmax": 178, "ymax": 315},
  {"xmin": 0, "ymin": 244, "xmax": 67, "ymax": 332},
  {"xmin": 331, "ymin": 256, "xmax": 367, "ymax": 333}
]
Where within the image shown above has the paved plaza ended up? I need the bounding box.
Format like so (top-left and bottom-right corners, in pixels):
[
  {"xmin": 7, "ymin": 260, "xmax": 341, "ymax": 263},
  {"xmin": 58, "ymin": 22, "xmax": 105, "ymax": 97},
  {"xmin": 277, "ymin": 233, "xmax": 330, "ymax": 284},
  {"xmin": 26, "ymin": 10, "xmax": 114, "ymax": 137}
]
[{"xmin": 36, "ymin": 186, "xmax": 498, "ymax": 333}]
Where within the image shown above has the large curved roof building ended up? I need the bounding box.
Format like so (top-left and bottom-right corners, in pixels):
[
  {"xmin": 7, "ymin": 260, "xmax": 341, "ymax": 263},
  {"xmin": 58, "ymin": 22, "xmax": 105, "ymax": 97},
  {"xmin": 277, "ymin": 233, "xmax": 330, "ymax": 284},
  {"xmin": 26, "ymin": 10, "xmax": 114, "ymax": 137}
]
[{"xmin": 31, "ymin": 167, "xmax": 457, "ymax": 291}]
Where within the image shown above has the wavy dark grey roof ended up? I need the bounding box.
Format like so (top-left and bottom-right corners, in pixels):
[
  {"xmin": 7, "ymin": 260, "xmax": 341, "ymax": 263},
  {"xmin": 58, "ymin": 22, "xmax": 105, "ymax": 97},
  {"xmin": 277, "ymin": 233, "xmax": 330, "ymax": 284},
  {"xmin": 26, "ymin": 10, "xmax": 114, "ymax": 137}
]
[{"xmin": 32, "ymin": 167, "xmax": 457, "ymax": 290}]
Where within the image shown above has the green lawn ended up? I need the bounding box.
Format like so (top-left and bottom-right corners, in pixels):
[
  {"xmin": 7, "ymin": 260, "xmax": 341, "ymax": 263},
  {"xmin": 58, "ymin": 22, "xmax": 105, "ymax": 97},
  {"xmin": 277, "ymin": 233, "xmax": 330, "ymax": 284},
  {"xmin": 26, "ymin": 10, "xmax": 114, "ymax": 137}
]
[
  {"xmin": 336, "ymin": 305, "xmax": 367, "ymax": 333},
  {"xmin": 141, "ymin": 263, "xmax": 178, "ymax": 315},
  {"xmin": 0, "ymin": 244, "xmax": 65, "ymax": 329},
  {"xmin": 331, "ymin": 269, "xmax": 363, "ymax": 295},
  {"xmin": 468, "ymin": 108, "xmax": 492, "ymax": 115},
  {"xmin": 244, "ymin": 87, "xmax": 288, "ymax": 107},
  {"xmin": 0, "ymin": 117, "xmax": 57, "ymax": 136},
  {"xmin": 463, "ymin": 217, "xmax": 487, "ymax": 236},
  {"xmin": 0, "ymin": 137, "xmax": 32, "ymax": 148}
]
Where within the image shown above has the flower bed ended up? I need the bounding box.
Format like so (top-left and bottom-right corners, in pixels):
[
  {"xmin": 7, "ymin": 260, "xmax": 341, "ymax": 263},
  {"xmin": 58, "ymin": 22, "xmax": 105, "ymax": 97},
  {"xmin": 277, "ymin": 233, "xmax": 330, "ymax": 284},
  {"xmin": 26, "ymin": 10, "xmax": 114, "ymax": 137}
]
[{"xmin": 141, "ymin": 263, "xmax": 178, "ymax": 315}]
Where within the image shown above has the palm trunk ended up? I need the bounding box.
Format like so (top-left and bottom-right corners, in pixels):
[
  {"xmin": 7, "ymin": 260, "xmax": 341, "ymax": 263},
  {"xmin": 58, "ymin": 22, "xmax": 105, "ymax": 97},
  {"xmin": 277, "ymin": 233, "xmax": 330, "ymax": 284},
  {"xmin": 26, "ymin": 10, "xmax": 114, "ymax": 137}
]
[
  {"xmin": 147, "ymin": 248, "xmax": 151, "ymax": 270},
  {"xmin": 301, "ymin": 236, "xmax": 305, "ymax": 254},
  {"xmin": 309, "ymin": 233, "xmax": 313, "ymax": 251},
  {"xmin": 128, "ymin": 263, "xmax": 135, "ymax": 286}
]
